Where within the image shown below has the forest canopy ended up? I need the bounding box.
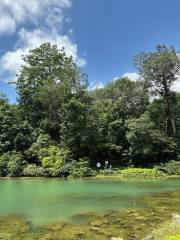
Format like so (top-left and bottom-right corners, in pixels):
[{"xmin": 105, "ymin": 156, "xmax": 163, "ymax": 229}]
[{"xmin": 0, "ymin": 43, "xmax": 180, "ymax": 177}]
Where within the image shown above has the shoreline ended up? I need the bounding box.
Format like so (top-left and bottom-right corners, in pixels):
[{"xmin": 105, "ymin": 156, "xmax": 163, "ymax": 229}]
[{"xmin": 0, "ymin": 175, "xmax": 180, "ymax": 180}]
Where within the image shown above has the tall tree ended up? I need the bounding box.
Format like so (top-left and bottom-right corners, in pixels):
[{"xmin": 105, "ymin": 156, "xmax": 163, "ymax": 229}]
[
  {"xmin": 16, "ymin": 43, "xmax": 87, "ymax": 133},
  {"xmin": 134, "ymin": 45, "xmax": 180, "ymax": 136},
  {"xmin": 126, "ymin": 112, "xmax": 176, "ymax": 166}
]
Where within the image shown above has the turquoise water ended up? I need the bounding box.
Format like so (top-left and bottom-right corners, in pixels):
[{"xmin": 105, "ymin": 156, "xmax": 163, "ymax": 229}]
[{"xmin": 0, "ymin": 178, "xmax": 180, "ymax": 225}]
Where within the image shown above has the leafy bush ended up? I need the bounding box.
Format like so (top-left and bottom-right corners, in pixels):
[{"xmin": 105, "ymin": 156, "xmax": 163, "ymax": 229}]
[
  {"xmin": 69, "ymin": 165, "xmax": 95, "ymax": 178},
  {"xmin": 118, "ymin": 168, "xmax": 166, "ymax": 179},
  {"xmin": 70, "ymin": 157, "xmax": 95, "ymax": 178},
  {"xmin": 0, "ymin": 154, "xmax": 9, "ymax": 176},
  {"xmin": 55, "ymin": 162, "xmax": 75, "ymax": 177},
  {"xmin": 126, "ymin": 113, "xmax": 177, "ymax": 164},
  {"xmin": 6, "ymin": 152, "xmax": 24, "ymax": 177},
  {"xmin": 156, "ymin": 160, "xmax": 180, "ymax": 175},
  {"xmin": 99, "ymin": 169, "xmax": 118, "ymax": 176},
  {"xmin": 40, "ymin": 146, "xmax": 71, "ymax": 170},
  {"xmin": 26, "ymin": 133, "xmax": 53, "ymax": 162},
  {"xmin": 69, "ymin": 157, "xmax": 96, "ymax": 178},
  {"xmin": 55, "ymin": 158, "xmax": 96, "ymax": 178},
  {"xmin": 22, "ymin": 164, "xmax": 50, "ymax": 177}
]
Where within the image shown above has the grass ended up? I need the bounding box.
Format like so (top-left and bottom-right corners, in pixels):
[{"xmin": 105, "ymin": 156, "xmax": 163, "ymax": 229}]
[
  {"xmin": 94, "ymin": 167, "xmax": 168, "ymax": 180},
  {"xmin": 118, "ymin": 168, "xmax": 167, "ymax": 179}
]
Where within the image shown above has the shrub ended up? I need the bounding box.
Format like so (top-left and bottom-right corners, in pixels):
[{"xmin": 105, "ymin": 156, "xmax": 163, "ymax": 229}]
[
  {"xmin": 99, "ymin": 169, "xmax": 118, "ymax": 176},
  {"xmin": 6, "ymin": 152, "xmax": 24, "ymax": 177},
  {"xmin": 69, "ymin": 165, "xmax": 96, "ymax": 178},
  {"xmin": 126, "ymin": 113, "xmax": 177, "ymax": 164},
  {"xmin": 118, "ymin": 168, "xmax": 166, "ymax": 179},
  {"xmin": 0, "ymin": 154, "xmax": 9, "ymax": 176},
  {"xmin": 22, "ymin": 164, "xmax": 50, "ymax": 177},
  {"xmin": 55, "ymin": 162, "xmax": 75, "ymax": 177},
  {"xmin": 69, "ymin": 157, "xmax": 96, "ymax": 178},
  {"xmin": 55, "ymin": 158, "xmax": 96, "ymax": 178},
  {"xmin": 156, "ymin": 160, "xmax": 180, "ymax": 175},
  {"xmin": 40, "ymin": 146, "xmax": 71, "ymax": 170},
  {"xmin": 0, "ymin": 152, "xmax": 25, "ymax": 177}
]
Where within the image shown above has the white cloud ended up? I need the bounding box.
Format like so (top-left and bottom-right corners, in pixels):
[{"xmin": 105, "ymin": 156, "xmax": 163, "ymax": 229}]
[
  {"xmin": 121, "ymin": 72, "xmax": 139, "ymax": 81},
  {"xmin": 113, "ymin": 72, "xmax": 140, "ymax": 82},
  {"xmin": 0, "ymin": 48, "xmax": 24, "ymax": 76},
  {"xmin": 0, "ymin": 15, "xmax": 16, "ymax": 35},
  {"xmin": 113, "ymin": 76, "xmax": 119, "ymax": 81},
  {"xmin": 0, "ymin": 0, "xmax": 71, "ymax": 35},
  {"xmin": 120, "ymin": 72, "xmax": 180, "ymax": 92},
  {"xmin": 89, "ymin": 81, "xmax": 104, "ymax": 90},
  {"xmin": 0, "ymin": 0, "xmax": 86, "ymax": 83},
  {"xmin": 172, "ymin": 79, "xmax": 180, "ymax": 92}
]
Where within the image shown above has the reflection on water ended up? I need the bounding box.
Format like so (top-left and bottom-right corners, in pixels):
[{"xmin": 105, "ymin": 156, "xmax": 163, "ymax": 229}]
[{"xmin": 0, "ymin": 178, "xmax": 180, "ymax": 239}]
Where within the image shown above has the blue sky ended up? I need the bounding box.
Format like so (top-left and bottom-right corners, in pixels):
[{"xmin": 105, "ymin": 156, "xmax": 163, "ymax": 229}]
[{"xmin": 0, "ymin": 0, "xmax": 180, "ymax": 103}]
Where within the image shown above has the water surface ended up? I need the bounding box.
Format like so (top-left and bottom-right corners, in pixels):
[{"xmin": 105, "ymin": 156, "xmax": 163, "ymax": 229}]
[{"xmin": 0, "ymin": 178, "xmax": 180, "ymax": 239}]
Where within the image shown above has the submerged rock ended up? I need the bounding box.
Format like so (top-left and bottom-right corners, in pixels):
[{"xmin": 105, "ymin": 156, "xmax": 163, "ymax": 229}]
[
  {"xmin": 143, "ymin": 234, "xmax": 154, "ymax": 240},
  {"xmin": 111, "ymin": 237, "xmax": 124, "ymax": 240},
  {"xmin": 172, "ymin": 213, "xmax": 180, "ymax": 222},
  {"xmin": 90, "ymin": 221, "xmax": 102, "ymax": 227},
  {"xmin": 89, "ymin": 226, "xmax": 101, "ymax": 232}
]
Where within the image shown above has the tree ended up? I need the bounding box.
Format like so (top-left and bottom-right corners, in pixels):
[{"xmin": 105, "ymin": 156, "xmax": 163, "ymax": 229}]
[
  {"xmin": 90, "ymin": 77, "xmax": 149, "ymax": 164},
  {"xmin": 40, "ymin": 145, "xmax": 72, "ymax": 176},
  {"xmin": 60, "ymin": 93, "xmax": 97, "ymax": 159},
  {"xmin": 91, "ymin": 77, "xmax": 149, "ymax": 120},
  {"xmin": 16, "ymin": 43, "xmax": 87, "ymax": 135},
  {"xmin": 126, "ymin": 112, "xmax": 176, "ymax": 166},
  {"xmin": 7, "ymin": 152, "xmax": 24, "ymax": 177},
  {"xmin": 147, "ymin": 98, "xmax": 167, "ymax": 133},
  {"xmin": 0, "ymin": 100, "xmax": 34, "ymax": 154},
  {"xmin": 134, "ymin": 45, "xmax": 180, "ymax": 136}
]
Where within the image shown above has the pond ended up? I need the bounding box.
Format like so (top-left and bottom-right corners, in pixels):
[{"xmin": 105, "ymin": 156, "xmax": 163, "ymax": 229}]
[{"xmin": 0, "ymin": 178, "xmax": 180, "ymax": 239}]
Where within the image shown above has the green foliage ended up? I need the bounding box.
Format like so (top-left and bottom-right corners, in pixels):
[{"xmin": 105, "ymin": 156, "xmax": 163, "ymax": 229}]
[
  {"xmin": 39, "ymin": 146, "xmax": 72, "ymax": 176},
  {"xmin": 16, "ymin": 43, "xmax": 87, "ymax": 133},
  {"xmin": 26, "ymin": 133, "xmax": 52, "ymax": 162},
  {"xmin": 156, "ymin": 160, "xmax": 180, "ymax": 175},
  {"xmin": 69, "ymin": 164, "xmax": 96, "ymax": 178},
  {"xmin": 89, "ymin": 77, "xmax": 150, "ymax": 163},
  {"xmin": 69, "ymin": 157, "xmax": 96, "ymax": 178},
  {"xmin": 55, "ymin": 162, "xmax": 75, "ymax": 177},
  {"xmin": 91, "ymin": 77, "xmax": 149, "ymax": 119},
  {"xmin": 0, "ymin": 43, "xmax": 179, "ymax": 177},
  {"xmin": 60, "ymin": 94, "xmax": 98, "ymax": 158},
  {"xmin": 0, "ymin": 154, "xmax": 8, "ymax": 176},
  {"xmin": 22, "ymin": 164, "xmax": 49, "ymax": 177},
  {"xmin": 99, "ymin": 169, "xmax": 118, "ymax": 176},
  {"xmin": 5, "ymin": 152, "xmax": 24, "ymax": 177},
  {"xmin": 126, "ymin": 112, "xmax": 176, "ymax": 165},
  {"xmin": 135, "ymin": 45, "xmax": 180, "ymax": 97},
  {"xmin": 135, "ymin": 45, "xmax": 180, "ymax": 136},
  {"xmin": 119, "ymin": 168, "xmax": 166, "ymax": 179},
  {"xmin": 55, "ymin": 158, "xmax": 96, "ymax": 178}
]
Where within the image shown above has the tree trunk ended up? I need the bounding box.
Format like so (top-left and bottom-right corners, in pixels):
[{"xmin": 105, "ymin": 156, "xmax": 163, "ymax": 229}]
[{"xmin": 165, "ymin": 95, "xmax": 176, "ymax": 136}]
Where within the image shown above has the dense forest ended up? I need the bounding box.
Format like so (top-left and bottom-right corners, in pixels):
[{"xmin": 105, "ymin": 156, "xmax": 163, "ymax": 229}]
[{"xmin": 0, "ymin": 43, "xmax": 180, "ymax": 177}]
